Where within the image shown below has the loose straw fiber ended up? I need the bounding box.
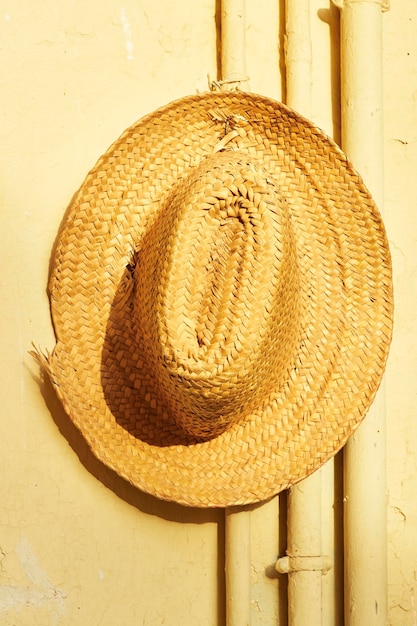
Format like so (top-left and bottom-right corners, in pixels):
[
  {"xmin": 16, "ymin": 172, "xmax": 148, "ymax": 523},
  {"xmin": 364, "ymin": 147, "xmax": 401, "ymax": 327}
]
[{"xmin": 36, "ymin": 91, "xmax": 393, "ymax": 507}]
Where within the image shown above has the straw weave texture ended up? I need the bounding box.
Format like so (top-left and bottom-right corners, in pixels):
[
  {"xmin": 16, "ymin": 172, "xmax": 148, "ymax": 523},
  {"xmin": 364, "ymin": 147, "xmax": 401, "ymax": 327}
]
[{"xmin": 38, "ymin": 91, "xmax": 393, "ymax": 507}]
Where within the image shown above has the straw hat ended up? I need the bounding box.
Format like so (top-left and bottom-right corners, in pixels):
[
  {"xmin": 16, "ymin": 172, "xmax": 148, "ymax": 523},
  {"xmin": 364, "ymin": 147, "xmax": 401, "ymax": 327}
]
[{"xmin": 37, "ymin": 91, "xmax": 393, "ymax": 507}]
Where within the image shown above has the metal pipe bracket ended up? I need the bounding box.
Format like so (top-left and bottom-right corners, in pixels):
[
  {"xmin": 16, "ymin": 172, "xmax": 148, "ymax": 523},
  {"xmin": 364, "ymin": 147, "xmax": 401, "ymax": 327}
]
[
  {"xmin": 331, "ymin": 0, "xmax": 390, "ymax": 11},
  {"xmin": 275, "ymin": 555, "xmax": 332, "ymax": 575}
]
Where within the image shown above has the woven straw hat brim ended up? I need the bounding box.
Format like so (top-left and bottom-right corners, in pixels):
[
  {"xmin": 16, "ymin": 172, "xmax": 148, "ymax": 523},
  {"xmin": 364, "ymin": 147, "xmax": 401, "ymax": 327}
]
[{"xmin": 42, "ymin": 91, "xmax": 393, "ymax": 507}]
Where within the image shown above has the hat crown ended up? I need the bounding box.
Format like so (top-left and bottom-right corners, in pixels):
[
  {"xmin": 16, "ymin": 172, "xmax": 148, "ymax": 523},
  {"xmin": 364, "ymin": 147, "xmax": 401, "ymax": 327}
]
[{"xmin": 136, "ymin": 152, "xmax": 301, "ymax": 440}]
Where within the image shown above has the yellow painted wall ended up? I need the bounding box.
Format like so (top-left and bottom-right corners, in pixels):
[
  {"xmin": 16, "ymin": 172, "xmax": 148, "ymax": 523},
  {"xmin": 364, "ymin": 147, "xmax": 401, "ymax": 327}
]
[{"xmin": 0, "ymin": 1, "xmax": 415, "ymax": 624}]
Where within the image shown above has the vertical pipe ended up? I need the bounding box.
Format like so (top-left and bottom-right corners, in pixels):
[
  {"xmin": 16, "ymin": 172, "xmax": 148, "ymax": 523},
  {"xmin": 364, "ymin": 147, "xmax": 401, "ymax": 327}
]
[
  {"xmin": 285, "ymin": 1, "xmax": 312, "ymax": 113},
  {"xmin": 225, "ymin": 508, "xmax": 251, "ymax": 626},
  {"xmin": 333, "ymin": 1, "xmax": 388, "ymax": 624},
  {"xmin": 284, "ymin": 3, "xmax": 329, "ymax": 625},
  {"xmin": 336, "ymin": 0, "xmax": 387, "ymax": 198},
  {"xmin": 221, "ymin": 0, "xmax": 249, "ymax": 88},
  {"xmin": 221, "ymin": 4, "xmax": 251, "ymax": 624},
  {"xmin": 287, "ymin": 473, "xmax": 323, "ymax": 626}
]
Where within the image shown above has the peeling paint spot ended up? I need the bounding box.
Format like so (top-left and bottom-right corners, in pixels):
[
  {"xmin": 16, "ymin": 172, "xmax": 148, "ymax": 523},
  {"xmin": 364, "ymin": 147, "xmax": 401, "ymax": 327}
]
[
  {"xmin": 0, "ymin": 537, "xmax": 66, "ymax": 618},
  {"xmin": 120, "ymin": 7, "xmax": 134, "ymax": 61}
]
